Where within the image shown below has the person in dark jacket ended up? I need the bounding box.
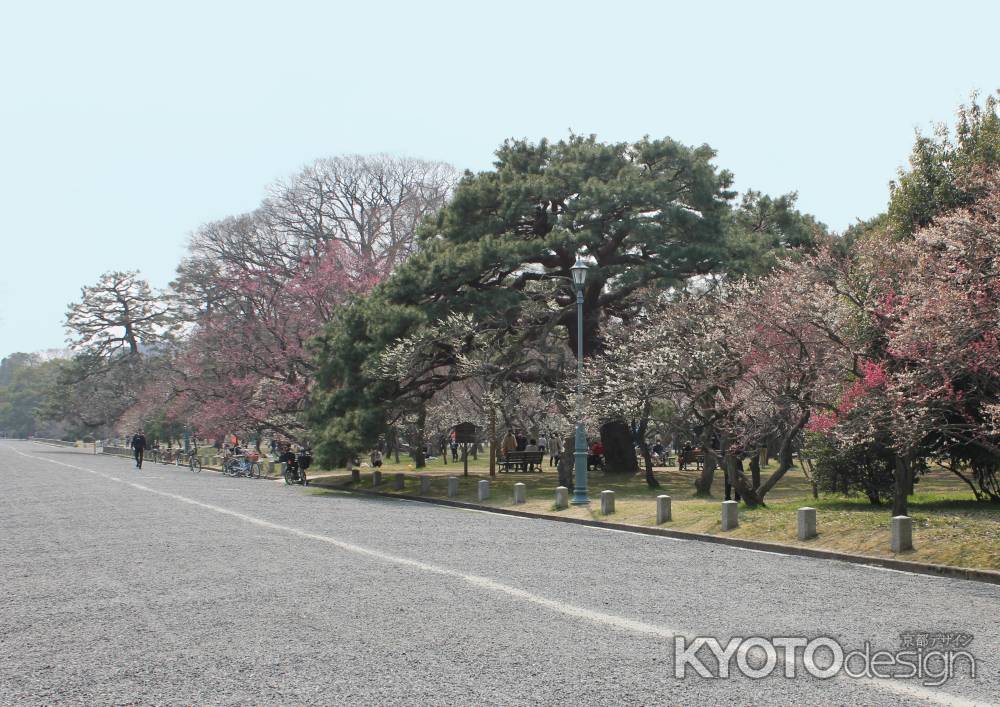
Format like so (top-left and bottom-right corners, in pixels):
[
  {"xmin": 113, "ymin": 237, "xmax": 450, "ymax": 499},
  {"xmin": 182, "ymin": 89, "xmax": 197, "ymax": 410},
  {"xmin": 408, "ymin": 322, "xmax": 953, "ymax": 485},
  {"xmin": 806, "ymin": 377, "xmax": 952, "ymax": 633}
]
[{"xmin": 131, "ymin": 431, "xmax": 147, "ymax": 469}]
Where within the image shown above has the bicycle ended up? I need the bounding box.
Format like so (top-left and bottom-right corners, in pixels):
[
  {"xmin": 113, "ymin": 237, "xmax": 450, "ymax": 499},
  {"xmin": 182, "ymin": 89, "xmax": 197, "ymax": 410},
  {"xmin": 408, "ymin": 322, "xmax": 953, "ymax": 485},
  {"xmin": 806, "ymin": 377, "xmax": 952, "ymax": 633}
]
[
  {"xmin": 282, "ymin": 449, "xmax": 312, "ymax": 486},
  {"xmin": 158, "ymin": 448, "xmax": 177, "ymax": 465},
  {"xmin": 224, "ymin": 454, "xmax": 261, "ymax": 479},
  {"xmin": 178, "ymin": 449, "xmax": 202, "ymax": 472}
]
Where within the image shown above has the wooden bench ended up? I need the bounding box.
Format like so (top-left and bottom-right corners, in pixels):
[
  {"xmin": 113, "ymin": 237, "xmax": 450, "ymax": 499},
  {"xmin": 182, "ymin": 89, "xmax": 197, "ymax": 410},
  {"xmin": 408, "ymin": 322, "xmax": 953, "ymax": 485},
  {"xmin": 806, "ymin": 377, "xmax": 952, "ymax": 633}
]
[
  {"xmin": 499, "ymin": 450, "xmax": 544, "ymax": 473},
  {"xmin": 678, "ymin": 452, "xmax": 705, "ymax": 470}
]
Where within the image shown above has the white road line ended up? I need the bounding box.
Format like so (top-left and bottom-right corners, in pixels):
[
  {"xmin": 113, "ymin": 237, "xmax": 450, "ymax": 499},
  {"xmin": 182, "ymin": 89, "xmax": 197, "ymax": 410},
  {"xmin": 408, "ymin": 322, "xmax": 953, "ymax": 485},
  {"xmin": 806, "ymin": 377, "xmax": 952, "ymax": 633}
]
[
  {"xmin": 739, "ymin": 548, "xmax": 790, "ymax": 558},
  {"xmin": 4, "ymin": 444, "xmax": 991, "ymax": 707}
]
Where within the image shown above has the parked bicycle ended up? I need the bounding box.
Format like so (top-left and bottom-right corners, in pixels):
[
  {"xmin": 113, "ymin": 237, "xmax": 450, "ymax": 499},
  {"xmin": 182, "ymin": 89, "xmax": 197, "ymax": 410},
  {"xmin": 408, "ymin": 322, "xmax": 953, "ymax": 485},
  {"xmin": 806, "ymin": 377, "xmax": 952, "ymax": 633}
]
[
  {"xmin": 282, "ymin": 448, "xmax": 312, "ymax": 486},
  {"xmin": 224, "ymin": 452, "xmax": 261, "ymax": 479},
  {"xmin": 178, "ymin": 448, "xmax": 202, "ymax": 473}
]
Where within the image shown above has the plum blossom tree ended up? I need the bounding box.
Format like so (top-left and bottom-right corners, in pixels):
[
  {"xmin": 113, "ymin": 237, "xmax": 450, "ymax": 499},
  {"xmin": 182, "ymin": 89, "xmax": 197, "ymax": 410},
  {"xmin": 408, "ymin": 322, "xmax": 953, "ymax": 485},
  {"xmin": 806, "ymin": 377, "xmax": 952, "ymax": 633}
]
[
  {"xmin": 162, "ymin": 154, "xmax": 456, "ymax": 445},
  {"xmin": 175, "ymin": 239, "xmax": 374, "ymax": 443},
  {"xmin": 882, "ymin": 173, "xmax": 1000, "ymax": 502}
]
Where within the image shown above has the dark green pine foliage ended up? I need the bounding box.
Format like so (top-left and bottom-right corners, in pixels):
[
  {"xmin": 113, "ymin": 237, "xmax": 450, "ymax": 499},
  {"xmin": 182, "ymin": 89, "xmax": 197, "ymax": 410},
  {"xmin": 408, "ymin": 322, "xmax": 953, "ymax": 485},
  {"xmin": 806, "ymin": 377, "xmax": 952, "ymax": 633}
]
[
  {"xmin": 724, "ymin": 190, "xmax": 829, "ymax": 277},
  {"xmin": 309, "ymin": 134, "xmax": 736, "ymax": 465}
]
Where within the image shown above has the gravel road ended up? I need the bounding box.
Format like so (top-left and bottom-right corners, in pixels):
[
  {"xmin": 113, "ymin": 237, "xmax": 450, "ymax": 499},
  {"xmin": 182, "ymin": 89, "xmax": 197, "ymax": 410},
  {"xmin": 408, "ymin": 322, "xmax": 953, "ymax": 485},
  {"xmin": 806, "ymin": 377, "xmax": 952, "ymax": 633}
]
[{"xmin": 1, "ymin": 441, "xmax": 997, "ymax": 705}]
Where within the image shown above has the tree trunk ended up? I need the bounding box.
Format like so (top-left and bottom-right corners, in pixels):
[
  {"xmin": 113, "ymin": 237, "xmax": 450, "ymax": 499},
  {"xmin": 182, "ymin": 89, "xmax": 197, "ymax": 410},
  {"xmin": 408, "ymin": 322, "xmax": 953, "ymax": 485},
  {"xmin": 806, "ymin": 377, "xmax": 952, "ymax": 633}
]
[
  {"xmin": 694, "ymin": 453, "xmax": 716, "ymax": 496},
  {"xmin": 635, "ymin": 404, "xmax": 659, "ymax": 488},
  {"xmin": 727, "ymin": 457, "xmax": 764, "ymax": 507},
  {"xmin": 892, "ymin": 454, "xmax": 909, "ymax": 517},
  {"xmin": 489, "ymin": 407, "xmax": 496, "ymax": 478},
  {"xmin": 412, "ymin": 408, "xmax": 427, "ymax": 469},
  {"xmin": 756, "ymin": 412, "xmax": 810, "ymax": 500},
  {"xmin": 557, "ymin": 435, "xmax": 574, "ymax": 488},
  {"xmin": 749, "ymin": 454, "xmax": 761, "ymax": 491},
  {"xmin": 600, "ymin": 419, "xmax": 638, "ymax": 475},
  {"xmin": 694, "ymin": 426, "xmax": 717, "ymax": 496},
  {"xmin": 640, "ymin": 443, "xmax": 659, "ymax": 488}
]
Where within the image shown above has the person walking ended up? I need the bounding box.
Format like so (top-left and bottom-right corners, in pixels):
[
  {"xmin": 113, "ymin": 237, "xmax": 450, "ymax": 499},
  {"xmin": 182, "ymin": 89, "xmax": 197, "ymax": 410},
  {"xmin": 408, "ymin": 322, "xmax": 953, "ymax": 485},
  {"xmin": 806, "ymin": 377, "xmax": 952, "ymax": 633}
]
[{"xmin": 130, "ymin": 430, "xmax": 147, "ymax": 469}]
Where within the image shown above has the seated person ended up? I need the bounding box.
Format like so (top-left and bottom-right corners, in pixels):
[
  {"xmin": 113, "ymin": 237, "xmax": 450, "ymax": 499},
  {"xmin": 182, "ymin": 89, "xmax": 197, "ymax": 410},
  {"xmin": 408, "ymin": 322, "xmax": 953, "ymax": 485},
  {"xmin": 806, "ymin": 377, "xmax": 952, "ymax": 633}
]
[
  {"xmin": 588, "ymin": 440, "xmax": 605, "ymax": 470},
  {"xmin": 679, "ymin": 442, "xmax": 693, "ymax": 470}
]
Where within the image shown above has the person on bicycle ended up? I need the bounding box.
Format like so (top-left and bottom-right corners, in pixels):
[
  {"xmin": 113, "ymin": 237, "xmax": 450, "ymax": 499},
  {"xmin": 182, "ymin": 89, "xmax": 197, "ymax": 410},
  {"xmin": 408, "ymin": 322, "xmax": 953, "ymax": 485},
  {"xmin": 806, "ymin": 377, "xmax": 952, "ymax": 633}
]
[{"xmin": 131, "ymin": 430, "xmax": 146, "ymax": 469}]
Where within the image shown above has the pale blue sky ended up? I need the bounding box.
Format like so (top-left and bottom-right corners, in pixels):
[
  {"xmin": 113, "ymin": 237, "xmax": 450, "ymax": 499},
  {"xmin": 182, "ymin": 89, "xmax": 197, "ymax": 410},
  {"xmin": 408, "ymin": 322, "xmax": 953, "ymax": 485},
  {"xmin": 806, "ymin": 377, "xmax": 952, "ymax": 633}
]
[{"xmin": 1, "ymin": 0, "xmax": 997, "ymax": 359}]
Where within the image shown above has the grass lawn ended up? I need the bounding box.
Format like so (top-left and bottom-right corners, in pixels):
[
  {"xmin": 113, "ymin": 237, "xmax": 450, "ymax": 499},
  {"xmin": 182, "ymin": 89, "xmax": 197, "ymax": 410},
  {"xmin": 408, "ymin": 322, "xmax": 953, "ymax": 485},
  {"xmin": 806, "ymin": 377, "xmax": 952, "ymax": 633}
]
[{"xmin": 308, "ymin": 455, "xmax": 1000, "ymax": 572}]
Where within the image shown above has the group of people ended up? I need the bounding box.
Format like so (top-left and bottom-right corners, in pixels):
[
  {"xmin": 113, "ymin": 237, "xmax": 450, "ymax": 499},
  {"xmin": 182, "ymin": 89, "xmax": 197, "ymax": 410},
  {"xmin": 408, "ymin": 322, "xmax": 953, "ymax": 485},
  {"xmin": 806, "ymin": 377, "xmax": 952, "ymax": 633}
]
[
  {"xmin": 499, "ymin": 429, "xmax": 549, "ymax": 458},
  {"xmin": 129, "ymin": 430, "xmax": 313, "ymax": 480}
]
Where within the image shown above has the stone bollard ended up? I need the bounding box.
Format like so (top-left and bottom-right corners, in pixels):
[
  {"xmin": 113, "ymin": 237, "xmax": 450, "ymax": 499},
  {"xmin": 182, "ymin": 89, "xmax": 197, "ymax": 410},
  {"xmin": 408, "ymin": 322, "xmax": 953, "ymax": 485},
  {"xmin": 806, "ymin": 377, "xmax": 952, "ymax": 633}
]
[
  {"xmin": 393, "ymin": 473, "xmax": 405, "ymax": 490},
  {"xmin": 351, "ymin": 467, "xmax": 361, "ymax": 484},
  {"xmin": 447, "ymin": 476, "xmax": 458, "ymax": 497},
  {"xmin": 420, "ymin": 475, "xmax": 431, "ymax": 494},
  {"xmin": 478, "ymin": 479, "xmax": 490, "ymax": 501},
  {"xmin": 891, "ymin": 515, "xmax": 913, "ymax": 552},
  {"xmin": 372, "ymin": 470, "xmax": 383, "ymax": 487},
  {"xmin": 600, "ymin": 490, "xmax": 615, "ymax": 515},
  {"xmin": 656, "ymin": 495, "xmax": 672, "ymax": 524},
  {"xmin": 513, "ymin": 482, "xmax": 526, "ymax": 504},
  {"xmin": 797, "ymin": 507, "xmax": 817, "ymax": 540},
  {"xmin": 721, "ymin": 500, "xmax": 739, "ymax": 530},
  {"xmin": 554, "ymin": 486, "xmax": 569, "ymax": 510}
]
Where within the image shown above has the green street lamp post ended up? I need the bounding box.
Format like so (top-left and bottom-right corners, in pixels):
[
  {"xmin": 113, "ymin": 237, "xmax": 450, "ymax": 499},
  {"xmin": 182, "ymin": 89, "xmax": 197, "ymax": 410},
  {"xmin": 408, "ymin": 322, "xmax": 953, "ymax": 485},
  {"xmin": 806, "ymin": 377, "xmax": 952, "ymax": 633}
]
[{"xmin": 570, "ymin": 254, "xmax": 590, "ymax": 505}]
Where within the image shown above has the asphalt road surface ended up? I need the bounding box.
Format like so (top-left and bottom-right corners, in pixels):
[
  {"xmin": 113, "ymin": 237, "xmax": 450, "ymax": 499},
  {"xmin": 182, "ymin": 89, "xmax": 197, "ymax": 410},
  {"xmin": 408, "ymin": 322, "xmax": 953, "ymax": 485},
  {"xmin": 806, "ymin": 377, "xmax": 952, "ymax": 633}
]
[{"xmin": 1, "ymin": 441, "xmax": 998, "ymax": 705}]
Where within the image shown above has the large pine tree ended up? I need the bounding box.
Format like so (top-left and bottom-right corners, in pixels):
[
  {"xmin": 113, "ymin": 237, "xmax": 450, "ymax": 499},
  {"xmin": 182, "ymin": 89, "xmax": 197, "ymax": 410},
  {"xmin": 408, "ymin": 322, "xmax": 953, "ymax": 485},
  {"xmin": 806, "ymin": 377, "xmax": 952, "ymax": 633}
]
[{"xmin": 309, "ymin": 134, "xmax": 737, "ymax": 465}]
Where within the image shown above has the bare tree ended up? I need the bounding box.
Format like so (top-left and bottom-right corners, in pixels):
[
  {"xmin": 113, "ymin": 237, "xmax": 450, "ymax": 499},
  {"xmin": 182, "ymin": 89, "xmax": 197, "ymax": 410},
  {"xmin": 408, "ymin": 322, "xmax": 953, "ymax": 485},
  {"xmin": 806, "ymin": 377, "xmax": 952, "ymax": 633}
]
[
  {"xmin": 263, "ymin": 154, "xmax": 457, "ymax": 276},
  {"xmin": 65, "ymin": 270, "xmax": 167, "ymax": 358}
]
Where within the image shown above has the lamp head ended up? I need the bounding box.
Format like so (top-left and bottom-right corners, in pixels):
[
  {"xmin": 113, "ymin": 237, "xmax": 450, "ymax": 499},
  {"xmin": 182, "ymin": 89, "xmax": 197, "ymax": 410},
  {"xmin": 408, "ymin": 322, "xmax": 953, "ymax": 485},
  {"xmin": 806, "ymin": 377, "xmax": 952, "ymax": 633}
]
[{"xmin": 570, "ymin": 255, "xmax": 588, "ymax": 289}]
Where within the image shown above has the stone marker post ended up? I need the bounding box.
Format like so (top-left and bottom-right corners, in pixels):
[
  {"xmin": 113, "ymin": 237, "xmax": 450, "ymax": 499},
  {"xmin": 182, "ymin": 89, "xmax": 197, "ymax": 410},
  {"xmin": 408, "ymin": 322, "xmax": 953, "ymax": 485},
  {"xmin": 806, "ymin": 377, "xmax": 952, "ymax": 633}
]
[
  {"xmin": 351, "ymin": 468, "xmax": 361, "ymax": 483},
  {"xmin": 656, "ymin": 495, "xmax": 672, "ymax": 524},
  {"xmin": 721, "ymin": 500, "xmax": 739, "ymax": 530},
  {"xmin": 891, "ymin": 515, "xmax": 913, "ymax": 552},
  {"xmin": 513, "ymin": 482, "xmax": 526, "ymax": 504},
  {"xmin": 797, "ymin": 507, "xmax": 817, "ymax": 540},
  {"xmin": 420, "ymin": 475, "xmax": 431, "ymax": 494},
  {"xmin": 393, "ymin": 473, "xmax": 405, "ymax": 490},
  {"xmin": 600, "ymin": 490, "xmax": 615, "ymax": 515},
  {"xmin": 372, "ymin": 470, "xmax": 383, "ymax": 487},
  {"xmin": 555, "ymin": 486, "xmax": 569, "ymax": 510},
  {"xmin": 447, "ymin": 476, "xmax": 458, "ymax": 497},
  {"xmin": 477, "ymin": 479, "xmax": 490, "ymax": 501}
]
